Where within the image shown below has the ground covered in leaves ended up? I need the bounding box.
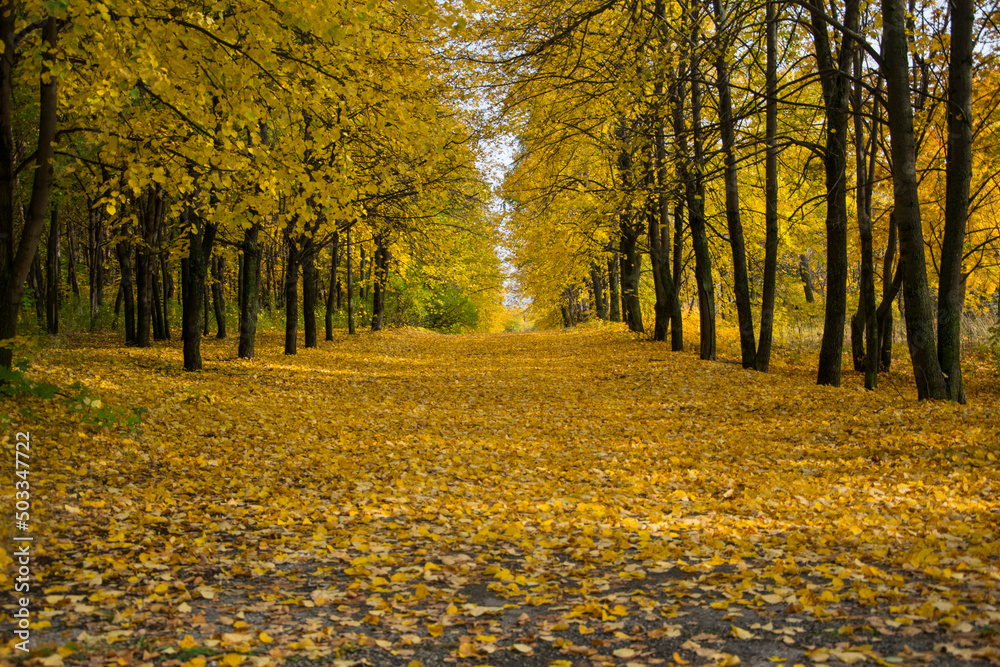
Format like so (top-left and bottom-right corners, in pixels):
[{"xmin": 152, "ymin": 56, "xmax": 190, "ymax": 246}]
[{"xmin": 3, "ymin": 325, "xmax": 1000, "ymax": 667}]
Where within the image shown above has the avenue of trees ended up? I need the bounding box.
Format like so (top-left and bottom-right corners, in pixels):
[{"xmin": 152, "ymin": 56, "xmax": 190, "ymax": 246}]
[
  {"xmin": 489, "ymin": 0, "xmax": 1000, "ymax": 402},
  {"xmin": 3, "ymin": 0, "xmax": 1000, "ymax": 405},
  {"xmin": 1, "ymin": 0, "xmax": 504, "ymax": 374}
]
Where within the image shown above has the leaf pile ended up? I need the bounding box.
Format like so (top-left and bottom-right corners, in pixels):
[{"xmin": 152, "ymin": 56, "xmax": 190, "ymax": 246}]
[{"xmin": 2, "ymin": 326, "xmax": 1000, "ymax": 666}]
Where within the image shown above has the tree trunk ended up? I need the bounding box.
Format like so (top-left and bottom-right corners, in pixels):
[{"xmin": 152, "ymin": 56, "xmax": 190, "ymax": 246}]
[
  {"xmin": 116, "ymin": 240, "xmax": 136, "ymax": 344},
  {"xmin": 881, "ymin": 0, "xmax": 949, "ymax": 399},
  {"xmin": 45, "ymin": 204, "xmax": 59, "ymax": 334},
  {"xmin": 810, "ymin": 0, "xmax": 858, "ymax": 387},
  {"xmin": 66, "ymin": 209, "xmax": 80, "ymax": 300},
  {"xmin": 937, "ymin": 0, "xmax": 974, "ymax": 404},
  {"xmin": 325, "ymin": 230, "xmax": 339, "ymax": 340},
  {"xmin": 590, "ymin": 261, "xmax": 605, "ymax": 319},
  {"xmin": 135, "ymin": 188, "xmax": 161, "ymax": 348},
  {"xmin": 0, "ymin": 14, "xmax": 58, "ymax": 368},
  {"xmin": 88, "ymin": 206, "xmax": 104, "ymax": 329},
  {"xmin": 303, "ymin": 249, "xmax": 318, "ymax": 346},
  {"xmin": 238, "ymin": 222, "xmax": 262, "ymax": 359},
  {"xmin": 347, "ymin": 225, "xmax": 356, "ymax": 334},
  {"xmin": 182, "ymin": 214, "xmax": 217, "ymax": 371},
  {"xmin": 284, "ymin": 238, "xmax": 300, "ymax": 354},
  {"xmin": 756, "ymin": 0, "xmax": 779, "ymax": 372},
  {"xmin": 799, "ymin": 253, "xmax": 815, "ymax": 302},
  {"xmin": 619, "ymin": 219, "xmax": 643, "ymax": 333},
  {"xmin": 680, "ymin": 30, "xmax": 715, "ymax": 360},
  {"xmin": 713, "ymin": 0, "xmax": 756, "ymax": 368},
  {"xmin": 160, "ymin": 245, "xmax": 171, "ymax": 339},
  {"xmin": 607, "ymin": 251, "xmax": 621, "ymax": 322},
  {"xmin": 852, "ymin": 51, "xmax": 878, "ymax": 389},
  {"xmin": 151, "ymin": 256, "xmax": 165, "ymax": 340},
  {"xmin": 371, "ymin": 233, "xmax": 388, "ymax": 332},
  {"xmin": 211, "ymin": 252, "xmax": 226, "ymax": 338},
  {"xmin": 671, "ymin": 198, "xmax": 684, "ymax": 350}
]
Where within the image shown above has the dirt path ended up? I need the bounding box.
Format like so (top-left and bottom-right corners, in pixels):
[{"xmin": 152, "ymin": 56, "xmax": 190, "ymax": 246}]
[{"xmin": 2, "ymin": 326, "xmax": 999, "ymax": 666}]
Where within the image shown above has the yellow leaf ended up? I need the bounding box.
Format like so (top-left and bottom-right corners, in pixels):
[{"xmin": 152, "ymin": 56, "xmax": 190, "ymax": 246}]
[
  {"xmin": 731, "ymin": 625, "xmax": 755, "ymax": 640},
  {"xmin": 179, "ymin": 635, "xmax": 198, "ymax": 650},
  {"xmin": 613, "ymin": 648, "xmax": 637, "ymax": 658},
  {"xmin": 221, "ymin": 654, "xmax": 245, "ymax": 667},
  {"xmin": 259, "ymin": 632, "xmax": 274, "ymax": 644},
  {"xmin": 428, "ymin": 623, "xmax": 444, "ymax": 637},
  {"xmin": 183, "ymin": 658, "xmax": 207, "ymax": 667},
  {"xmin": 457, "ymin": 642, "xmax": 477, "ymax": 658}
]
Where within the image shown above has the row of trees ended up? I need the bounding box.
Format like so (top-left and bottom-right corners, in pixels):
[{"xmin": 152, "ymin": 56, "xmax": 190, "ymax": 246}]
[
  {"xmin": 486, "ymin": 0, "xmax": 1000, "ymax": 402},
  {"xmin": 1, "ymin": 0, "xmax": 504, "ymax": 371}
]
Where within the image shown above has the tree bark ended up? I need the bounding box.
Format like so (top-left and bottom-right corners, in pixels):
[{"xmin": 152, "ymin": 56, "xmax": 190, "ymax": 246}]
[
  {"xmin": 852, "ymin": 51, "xmax": 878, "ymax": 389},
  {"xmin": 756, "ymin": 0, "xmax": 779, "ymax": 372},
  {"xmin": 182, "ymin": 214, "xmax": 217, "ymax": 371},
  {"xmin": 238, "ymin": 222, "xmax": 262, "ymax": 359},
  {"xmin": 325, "ymin": 230, "xmax": 340, "ymax": 340},
  {"xmin": 45, "ymin": 204, "xmax": 59, "ymax": 334},
  {"xmin": 678, "ymin": 28, "xmax": 715, "ymax": 360},
  {"xmin": 811, "ymin": 0, "xmax": 859, "ymax": 387},
  {"xmin": 212, "ymin": 252, "xmax": 226, "ymax": 338},
  {"xmin": 284, "ymin": 238, "xmax": 300, "ymax": 354},
  {"xmin": 303, "ymin": 249, "xmax": 318, "ymax": 346},
  {"xmin": 607, "ymin": 250, "xmax": 621, "ymax": 322},
  {"xmin": 0, "ymin": 14, "xmax": 58, "ymax": 368},
  {"xmin": 712, "ymin": 0, "xmax": 756, "ymax": 368},
  {"xmin": 88, "ymin": 205, "xmax": 104, "ymax": 329},
  {"xmin": 590, "ymin": 261, "xmax": 606, "ymax": 319},
  {"xmin": 371, "ymin": 232, "xmax": 388, "ymax": 332},
  {"xmin": 116, "ymin": 239, "xmax": 136, "ymax": 345},
  {"xmin": 937, "ymin": 0, "xmax": 974, "ymax": 404},
  {"xmin": 347, "ymin": 224, "xmax": 356, "ymax": 334},
  {"xmin": 881, "ymin": 0, "xmax": 949, "ymax": 399}
]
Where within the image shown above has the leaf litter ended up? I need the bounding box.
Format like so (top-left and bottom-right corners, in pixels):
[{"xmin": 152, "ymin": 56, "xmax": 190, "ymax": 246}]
[{"xmin": 2, "ymin": 326, "xmax": 1000, "ymax": 666}]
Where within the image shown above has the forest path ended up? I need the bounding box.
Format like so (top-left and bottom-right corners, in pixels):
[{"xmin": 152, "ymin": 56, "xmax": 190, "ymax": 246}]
[{"xmin": 5, "ymin": 325, "xmax": 1000, "ymax": 666}]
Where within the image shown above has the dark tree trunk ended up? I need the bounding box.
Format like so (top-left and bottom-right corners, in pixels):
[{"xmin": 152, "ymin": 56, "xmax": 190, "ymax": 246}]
[
  {"xmin": 303, "ymin": 250, "xmax": 318, "ymax": 346},
  {"xmin": 116, "ymin": 240, "xmax": 136, "ymax": 344},
  {"xmin": 590, "ymin": 261, "xmax": 606, "ymax": 319},
  {"xmin": 852, "ymin": 51, "xmax": 878, "ymax": 389},
  {"xmin": 160, "ymin": 246, "xmax": 171, "ymax": 339},
  {"xmin": 881, "ymin": 0, "xmax": 949, "ymax": 399},
  {"xmin": 29, "ymin": 251, "xmax": 44, "ymax": 325},
  {"xmin": 0, "ymin": 15, "xmax": 58, "ymax": 367},
  {"xmin": 607, "ymin": 251, "xmax": 621, "ymax": 322},
  {"xmin": 619, "ymin": 220, "xmax": 643, "ymax": 333},
  {"xmin": 347, "ymin": 225, "xmax": 356, "ymax": 334},
  {"xmin": 811, "ymin": 0, "xmax": 859, "ymax": 387},
  {"xmin": 325, "ymin": 230, "xmax": 339, "ymax": 340},
  {"xmin": 877, "ymin": 254, "xmax": 902, "ymax": 373},
  {"xmin": 679, "ymin": 29, "xmax": 715, "ymax": 360},
  {"xmin": 756, "ymin": 0, "xmax": 779, "ymax": 372},
  {"xmin": 671, "ymin": 198, "xmax": 684, "ymax": 350},
  {"xmin": 88, "ymin": 206, "xmax": 104, "ymax": 328},
  {"xmin": 371, "ymin": 233, "xmax": 388, "ymax": 332},
  {"xmin": 203, "ymin": 282, "xmax": 210, "ymax": 336},
  {"xmin": 284, "ymin": 238, "xmax": 300, "ymax": 354},
  {"xmin": 181, "ymin": 214, "xmax": 217, "ymax": 371},
  {"xmin": 66, "ymin": 211, "xmax": 80, "ymax": 299},
  {"xmin": 713, "ymin": 0, "xmax": 755, "ymax": 369},
  {"xmin": 151, "ymin": 258, "xmax": 165, "ymax": 340},
  {"xmin": 799, "ymin": 253, "xmax": 815, "ymax": 303},
  {"xmin": 45, "ymin": 205, "xmax": 59, "ymax": 334},
  {"xmin": 211, "ymin": 252, "xmax": 226, "ymax": 338},
  {"xmin": 937, "ymin": 0, "xmax": 974, "ymax": 404},
  {"xmin": 135, "ymin": 189, "xmax": 162, "ymax": 348},
  {"xmin": 238, "ymin": 222, "xmax": 262, "ymax": 359}
]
